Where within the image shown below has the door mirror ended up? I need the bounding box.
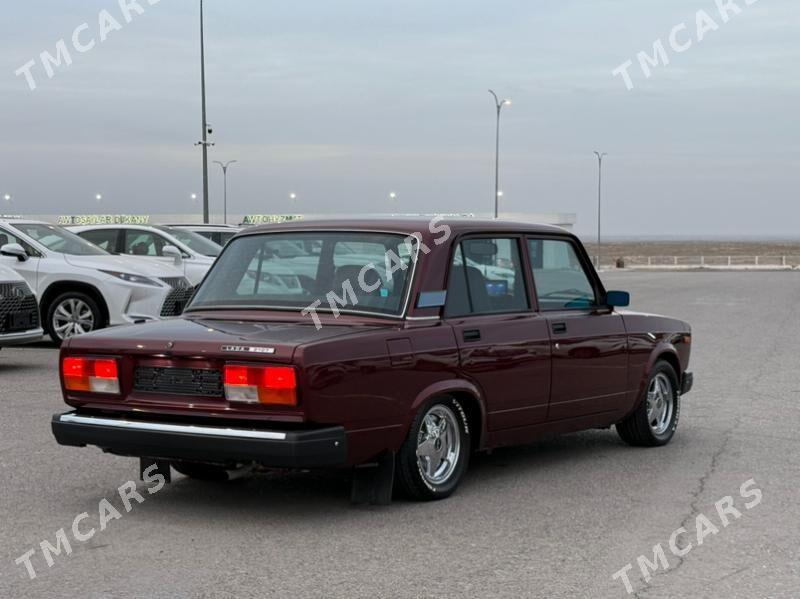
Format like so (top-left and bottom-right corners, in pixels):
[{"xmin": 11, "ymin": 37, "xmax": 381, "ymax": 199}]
[
  {"xmin": 162, "ymin": 245, "xmax": 183, "ymax": 266},
  {"xmin": 0, "ymin": 243, "xmax": 28, "ymax": 262},
  {"xmin": 606, "ymin": 290, "xmax": 630, "ymax": 308}
]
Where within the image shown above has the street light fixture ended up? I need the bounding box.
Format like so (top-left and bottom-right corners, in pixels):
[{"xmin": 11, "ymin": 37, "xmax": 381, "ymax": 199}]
[
  {"xmin": 95, "ymin": 193, "xmax": 103, "ymax": 202},
  {"xmin": 389, "ymin": 192, "xmax": 397, "ymax": 201},
  {"xmin": 593, "ymin": 151, "xmax": 608, "ymax": 270},
  {"xmin": 289, "ymin": 192, "xmax": 297, "ymax": 201},
  {"xmin": 213, "ymin": 160, "xmax": 237, "ymax": 224},
  {"xmin": 489, "ymin": 90, "xmax": 511, "ymax": 219},
  {"xmin": 3, "ymin": 193, "xmax": 11, "ymax": 203}
]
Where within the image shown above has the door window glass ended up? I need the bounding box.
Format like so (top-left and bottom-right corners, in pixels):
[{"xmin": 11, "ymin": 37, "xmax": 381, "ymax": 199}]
[
  {"xmin": 445, "ymin": 238, "xmax": 528, "ymax": 317},
  {"xmin": 123, "ymin": 231, "xmax": 168, "ymax": 256},
  {"xmin": 79, "ymin": 229, "xmax": 119, "ymax": 252},
  {"xmin": 529, "ymin": 239, "xmax": 597, "ymax": 310}
]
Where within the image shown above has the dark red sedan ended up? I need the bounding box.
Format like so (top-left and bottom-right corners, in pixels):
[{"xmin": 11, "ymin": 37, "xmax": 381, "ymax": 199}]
[{"xmin": 52, "ymin": 219, "xmax": 693, "ymax": 502}]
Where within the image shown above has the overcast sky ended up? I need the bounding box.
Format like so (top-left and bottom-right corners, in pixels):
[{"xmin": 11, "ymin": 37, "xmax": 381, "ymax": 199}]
[{"xmin": 1, "ymin": 0, "xmax": 798, "ymax": 237}]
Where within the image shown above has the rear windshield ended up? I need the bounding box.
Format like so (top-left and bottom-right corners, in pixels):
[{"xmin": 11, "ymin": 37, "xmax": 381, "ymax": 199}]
[{"xmin": 188, "ymin": 232, "xmax": 417, "ymax": 316}]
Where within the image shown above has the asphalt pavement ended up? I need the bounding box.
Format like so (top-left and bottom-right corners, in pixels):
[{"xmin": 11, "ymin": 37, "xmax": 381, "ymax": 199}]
[{"xmin": 1, "ymin": 271, "xmax": 798, "ymax": 598}]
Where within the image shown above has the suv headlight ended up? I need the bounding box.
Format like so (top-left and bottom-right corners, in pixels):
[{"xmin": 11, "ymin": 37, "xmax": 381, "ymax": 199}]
[{"xmin": 99, "ymin": 270, "xmax": 162, "ymax": 287}]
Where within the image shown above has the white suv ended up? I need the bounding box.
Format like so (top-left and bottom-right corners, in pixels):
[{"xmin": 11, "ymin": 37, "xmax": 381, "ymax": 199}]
[
  {"xmin": 70, "ymin": 224, "xmax": 220, "ymax": 286},
  {"xmin": 0, "ymin": 220, "xmax": 193, "ymax": 343},
  {"xmin": 0, "ymin": 263, "xmax": 43, "ymax": 347}
]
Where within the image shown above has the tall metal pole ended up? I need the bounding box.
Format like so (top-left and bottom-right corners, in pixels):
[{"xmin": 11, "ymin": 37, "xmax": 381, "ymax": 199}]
[
  {"xmin": 200, "ymin": 0, "xmax": 210, "ymax": 224},
  {"xmin": 594, "ymin": 151, "xmax": 607, "ymax": 269},
  {"xmin": 489, "ymin": 90, "xmax": 511, "ymax": 219},
  {"xmin": 213, "ymin": 160, "xmax": 237, "ymax": 224}
]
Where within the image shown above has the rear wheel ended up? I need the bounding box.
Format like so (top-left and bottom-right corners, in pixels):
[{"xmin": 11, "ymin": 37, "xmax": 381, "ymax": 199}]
[
  {"xmin": 395, "ymin": 396, "xmax": 470, "ymax": 501},
  {"xmin": 45, "ymin": 291, "xmax": 104, "ymax": 344},
  {"xmin": 617, "ymin": 361, "xmax": 681, "ymax": 447}
]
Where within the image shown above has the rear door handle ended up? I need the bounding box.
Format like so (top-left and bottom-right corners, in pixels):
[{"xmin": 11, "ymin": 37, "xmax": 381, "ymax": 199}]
[
  {"xmin": 552, "ymin": 322, "xmax": 567, "ymax": 335},
  {"xmin": 463, "ymin": 329, "xmax": 481, "ymax": 342}
]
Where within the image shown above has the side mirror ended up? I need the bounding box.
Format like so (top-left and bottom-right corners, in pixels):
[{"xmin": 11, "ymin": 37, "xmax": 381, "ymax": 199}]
[
  {"xmin": 606, "ymin": 290, "xmax": 630, "ymax": 308},
  {"xmin": 0, "ymin": 243, "xmax": 28, "ymax": 262},
  {"xmin": 162, "ymin": 245, "xmax": 183, "ymax": 266}
]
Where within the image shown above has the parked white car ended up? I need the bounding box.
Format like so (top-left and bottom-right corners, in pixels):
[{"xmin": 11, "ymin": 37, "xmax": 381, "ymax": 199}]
[
  {"xmin": 0, "ymin": 220, "xmax": 194, "ymax": 343},
  {"xmin": 69, "ymin": 224, "xmax": 219, "ymax": 286},
  {"xmin": 162, "ymin": 223, "xmax": 241, "ymax": 246},
  {"xmin": 0, "ymin": 263, "xmax": 43, "ymax": 347}
]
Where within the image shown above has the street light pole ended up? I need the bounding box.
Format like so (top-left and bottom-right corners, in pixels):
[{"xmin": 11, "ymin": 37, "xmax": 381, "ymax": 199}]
[
  {"xmin": 196, "ymin": 0, "xmax": 213, "ymax": 224},
  {"xmin": 593, "ymin": 151, "xmax": 608, "ymax": 270},
  {"xmin": 213, "ymin": 160, "xmax": 237, "ymax": 224},
  {"xmin": 489, "ymin": 90, "xmax": 511, "ymax": 219}
]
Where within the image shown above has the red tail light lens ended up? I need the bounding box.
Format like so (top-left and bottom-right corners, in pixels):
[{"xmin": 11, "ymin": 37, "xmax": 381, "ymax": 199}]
[
  {"xmin": 223, "ymin": 365, "xmax": 297, "ymax": 406},
  {"xmin": 62, "ymin": 357, "xmax": 120, "ymax": 394}
]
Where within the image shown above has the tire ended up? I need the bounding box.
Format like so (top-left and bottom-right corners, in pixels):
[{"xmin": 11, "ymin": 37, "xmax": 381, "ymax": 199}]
[
  {"xmin": 395, "ymin": 396, "xmax": 470, "ymax": 501},
  {"xmin": 45, "ymin": 291, "xmax": 105, "ymax": 345},
  {"xmin": 617, "ymin": 360, "xmax": 681, "ymax": 447}
]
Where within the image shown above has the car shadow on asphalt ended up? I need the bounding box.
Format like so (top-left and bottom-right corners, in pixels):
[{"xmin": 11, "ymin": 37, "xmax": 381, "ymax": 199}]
[{"xmin": 99, "ymin": 429, "xmax": 636, "ymax": 519}]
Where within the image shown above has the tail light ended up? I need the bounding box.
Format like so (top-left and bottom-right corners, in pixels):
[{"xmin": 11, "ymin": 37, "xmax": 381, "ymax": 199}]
[
  {"xmin": 62, "ymin": 357, "xmax": 120, "ymax": 394},
  {"xmin": 224, "ymin": 365, "xmax": 297, "ymax": 406}
]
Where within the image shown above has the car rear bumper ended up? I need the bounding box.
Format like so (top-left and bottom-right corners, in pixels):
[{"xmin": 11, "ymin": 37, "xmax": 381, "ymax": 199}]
[
  {"xmin": 681, "ymin": 371, "xmax": 694, "ymax": 395},
  {"xmin": 52, "ymin": 411, "xmax": 347, "ymax": 468}
]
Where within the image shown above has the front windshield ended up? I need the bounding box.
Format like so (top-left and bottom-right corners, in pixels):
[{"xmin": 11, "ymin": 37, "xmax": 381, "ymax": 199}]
[
  {"xmin": 11, "ymin": 223, "xmax": 108, "ymax": 256},
  {"xmin": 156, "ymin": 226, "xmax": 221, "ymax": 257},
  {"xmin": 188, "ymin": 232, "xmax": 417, "ymax": 316}
]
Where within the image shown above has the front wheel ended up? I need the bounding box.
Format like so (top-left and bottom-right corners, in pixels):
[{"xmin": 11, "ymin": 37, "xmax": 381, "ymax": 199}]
[
  {"xmin": 45, "ymin": 291, "xmax": 104, "ymax": 344},
  {"xmin": 617, "ymin": 361, "xmax": 681, "ymax": 447},
  {"xmin": 395, "ymin": 396, "xmax": 470, "ymax": 501}
]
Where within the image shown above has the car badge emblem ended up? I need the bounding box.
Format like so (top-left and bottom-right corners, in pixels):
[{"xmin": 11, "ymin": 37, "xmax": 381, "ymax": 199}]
[
  {"xmin": 166, "ymin": 341, "xmax": 175, "ymax": 349},
  {"xmin": 221, "ymin": 345, "xmax": 276, "ymax": 355}
]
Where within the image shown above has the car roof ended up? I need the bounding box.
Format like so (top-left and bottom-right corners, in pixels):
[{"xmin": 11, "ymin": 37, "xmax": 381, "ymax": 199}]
[
  {"xmin": 242, "ymin": 217, "xmax": 570, "ymax": 237},
  {"xmin": 69, "ymin": 224, "xmax": 161, "ymax": 230},
  {"xmin": 162, "ymin": 223, "xmax": 240, "ymax": 229}
]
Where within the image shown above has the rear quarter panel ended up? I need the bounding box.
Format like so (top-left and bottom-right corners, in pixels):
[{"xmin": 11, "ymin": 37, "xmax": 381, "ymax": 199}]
[{"xmin": 297, "ymin": 322, "xmax": 464, "ymax": 464}]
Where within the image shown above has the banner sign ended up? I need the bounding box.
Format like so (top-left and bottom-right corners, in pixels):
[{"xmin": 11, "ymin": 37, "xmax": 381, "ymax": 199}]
[
  {"xmin": 241, "ymin": 215, "xmax": 304, "ymax": 225},
  {"xmin": 57, "ymin": 215, "xmax": 151, "ymax": 226}
]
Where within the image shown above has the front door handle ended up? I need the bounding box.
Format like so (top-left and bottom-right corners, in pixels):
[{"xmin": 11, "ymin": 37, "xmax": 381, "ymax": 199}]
[
  {"xmin": 552, "ymin": 322, "xmax": 567, "ymax": 335},
  {"xmin": 463, "ymin": 329, "xmax": 481, "ymax": 342}
]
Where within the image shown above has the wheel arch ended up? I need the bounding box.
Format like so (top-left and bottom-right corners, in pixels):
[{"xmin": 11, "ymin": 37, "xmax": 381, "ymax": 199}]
[
  {"xmin": 409, "ymin": 380, "xmax": 487, "ymax": 452},
  {"xmin": 40, "ymin": 281, "xmax": 110, "ymax": 327}
]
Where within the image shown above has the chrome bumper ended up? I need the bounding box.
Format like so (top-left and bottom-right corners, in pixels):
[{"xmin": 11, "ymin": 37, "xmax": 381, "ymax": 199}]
[{"xmin": 52, "ymin": 411, "xmax": 347, "ymax": 468}]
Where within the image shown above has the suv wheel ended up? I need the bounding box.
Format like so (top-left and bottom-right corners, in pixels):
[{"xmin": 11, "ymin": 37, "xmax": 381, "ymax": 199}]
[
  {"xmin": 395, "ymin": 396, "xmax": 470, "ymax": 501},
  {"xmin": 45, "ymin": 291, "xmax": 104, "ymax": 344}
]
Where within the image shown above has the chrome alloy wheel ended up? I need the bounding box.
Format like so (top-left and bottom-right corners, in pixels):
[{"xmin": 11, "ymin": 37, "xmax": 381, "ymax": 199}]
[
  {"xmin": 416, "ymin": 404, "xmax": 461, "ymax": 486},
  {"xmin": 647, "ymin": 373, "xmax": 674, "ymax": 435},
  {"xmin": 52, "ymin": 298, "xmax": 95, "ymax": 339}
]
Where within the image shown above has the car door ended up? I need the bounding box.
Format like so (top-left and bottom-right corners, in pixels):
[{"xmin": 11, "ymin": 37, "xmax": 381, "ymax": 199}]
[
  {"xmin": 527, "ymin": 237, "xmax": 628, "ymax": 421},
  {"xmin": 0, "ymin": 226, "xmax": 42, "ymax": 291},
  {"xmin": 444, "ymin": 236, "xmax": 551, "ymax": 430}
]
